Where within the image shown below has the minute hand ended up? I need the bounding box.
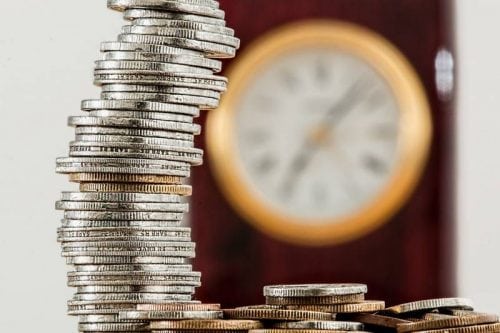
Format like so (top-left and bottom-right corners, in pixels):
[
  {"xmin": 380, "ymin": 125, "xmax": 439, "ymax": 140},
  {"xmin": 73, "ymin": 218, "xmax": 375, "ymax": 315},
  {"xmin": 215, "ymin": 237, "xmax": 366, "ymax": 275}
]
[{"xmin": 324, "ymin": 79, "xmax": 366, "ymax": 126}]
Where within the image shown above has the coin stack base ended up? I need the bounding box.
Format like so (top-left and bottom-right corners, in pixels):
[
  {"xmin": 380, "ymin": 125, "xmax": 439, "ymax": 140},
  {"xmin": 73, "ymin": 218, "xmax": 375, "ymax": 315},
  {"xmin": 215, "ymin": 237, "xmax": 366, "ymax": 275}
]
[{"xmin": 55, "ymin": 1, "xmax": 239, "ymax": 333}]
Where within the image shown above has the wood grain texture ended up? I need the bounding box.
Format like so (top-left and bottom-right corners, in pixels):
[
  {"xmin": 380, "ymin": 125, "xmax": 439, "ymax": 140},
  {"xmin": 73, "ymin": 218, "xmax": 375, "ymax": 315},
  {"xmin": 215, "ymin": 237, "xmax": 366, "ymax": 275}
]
[{"xmin": 192, "ymin": 0, "xmax": 455, "ymax": 307}]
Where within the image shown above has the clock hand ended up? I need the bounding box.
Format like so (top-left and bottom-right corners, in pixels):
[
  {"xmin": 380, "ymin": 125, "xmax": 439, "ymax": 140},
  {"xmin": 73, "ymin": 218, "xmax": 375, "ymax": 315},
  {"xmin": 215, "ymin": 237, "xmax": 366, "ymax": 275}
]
[
  {"xmin": 280, "ymin": 141, "xmax": 316, "ymax": 198},
  {"xmin": 324, "ymin": 78, "xmax": 366, "ymax": 126},
  {"xmin": 280, "ymin": 78, "xmax": 369, "ymax": 198}
]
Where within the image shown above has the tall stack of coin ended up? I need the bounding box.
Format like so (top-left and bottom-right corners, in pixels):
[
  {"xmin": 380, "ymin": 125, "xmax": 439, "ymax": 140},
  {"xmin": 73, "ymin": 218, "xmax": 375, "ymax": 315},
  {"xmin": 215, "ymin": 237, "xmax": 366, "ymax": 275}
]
[
  {"xmin": 224, "ymin": 284, "xmax": 372, "ymax": 333},
  {"xmin": 346, "ymin": 298, "xmax": 500, "ymax": 333},
  {"xmin": 55, "ymin": 1, "xmax": 239, "ymax": 332}
]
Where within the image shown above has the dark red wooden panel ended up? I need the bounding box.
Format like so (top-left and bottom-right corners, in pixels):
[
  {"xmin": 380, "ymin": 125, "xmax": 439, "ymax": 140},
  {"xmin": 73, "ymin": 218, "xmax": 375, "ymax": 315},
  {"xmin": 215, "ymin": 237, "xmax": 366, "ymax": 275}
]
[{"xmin": 192, "ymin": 0, "xmax": 455, "ymax": 308}]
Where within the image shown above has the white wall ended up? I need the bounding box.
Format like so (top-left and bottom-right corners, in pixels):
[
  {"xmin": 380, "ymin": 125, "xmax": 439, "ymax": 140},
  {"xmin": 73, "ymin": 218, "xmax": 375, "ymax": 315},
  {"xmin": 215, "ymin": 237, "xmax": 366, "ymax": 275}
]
[
  {"xmin": 0, "ymin": 2, "xmax": 121, "ymax": 331},
  {"xmin": 456, "ymin": 0, "xmax": 500, "ymax": 314},
  {"xmin": 0, "ymin": 0, "xmax": 497, "ymax": 331}
]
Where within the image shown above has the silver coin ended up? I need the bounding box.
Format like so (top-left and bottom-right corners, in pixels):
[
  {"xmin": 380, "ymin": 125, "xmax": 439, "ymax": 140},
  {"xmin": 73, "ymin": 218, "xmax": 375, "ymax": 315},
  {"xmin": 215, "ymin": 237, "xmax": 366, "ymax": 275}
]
[
  {"xmin": 273, "ymin": 321, "xmax": 364, "ymax": 331},
  {"xmin": 122, "ymin": 26, "xmax": 240, "ymax": 48},
  {"xmin": 68, "ymin": 300, "xmax": 199, "ymax": 315},
  {"xmin": 74, "ymin": 134, "xmax": 194, "ymax": 148},
  {"xmin": 68, "ymin": 277, "xmax": 201, "ymax": 287},
  {"xmin": 124, "ymin": 9, "xmax": 226, "ymax": 26},
  {"xmin": 74, "ymin": 126, "xmax": 195, "ymax": 141},
  {"xmin": 62, "ymin": 240, "xmax": 193, "ymax": 251},
  {"xmin": 112, "ymin": 0, "xmax": 221, "ymax": 10},
  {"xmin": 72, "ymin": 263, "xmax": 192, "ymax": 272},
  {"xmin": 100, "ymin": 91, "xmax": 219, "ymax": 109},
  {"xmin": 60, "ymin": 220, "xmax": 183, "ymax": 229},
  {"xmin": 94, "ymin": 70, "xmax": 228, "ymax": 91},
  {"xmin": 263, "ymin": 284, "xmax": 368, "ymax": 297},
  {"xmin": 68, "ymin": 302, "xmax": 136, "ymax": 315},
  {"xmin": 77, "ymin": 285, "xmax": 195, "ymax": 294},
  {"xmin": 81, "ymin": 98, "xmax": 199, "ymax": 116},
  {"xmin": 58, "ymin": 227, "xmax": 190, "ymax": 241},
  {"xmin": 63, "ymin": 210, "xmax": 184, "ymax": 221},
  {"xmin": 58, "ymin": 228, "xmax": 191, "ymax": 243},
  {"xmin": 131, "ymin": 19, "xmax": 234, "ymax": 36},
  {"xmin": 385, "ymin": 298, "xmax": 474, "ymax": 314},
  {"xmin": 66, "ymin": 256, "xmax": 186, "ymax": 265},
  {"xmin": 68, "ymin": 143, "xmax": 203, "ymax": 165},
  {"xmin": 108, "ymin": 0, "xmax": 225, "ymax": 19},
  {"xmin": 119, "ymin": 309, "xmax": 223, "ymax": 320},
  {"xmin": 73, "ymin": 293, "xmax": 192, "ymax": 302},
  {"xmin": 100, "ymin": 84, "xmax": 220, "ymax": 99},
  {"xmin": 68, "ymin": 116, "xmax": 201, "ymax": 134},
  {"xmin": 56, "ymin": 201, "xmax": 189, "ymax": 212},
  {"xmin": 79, "ymin": 322, "xmax": 149, "ymax": 332},
  {"xmin": 60, "ymin": 192, "xmax": 182, "ymax": 203},
  {"xmin": 118, "ymin": 33, "xmax": 235, "ymax": 58},
  {"xmin": 101, "ymin": 51, "xmax": 222, "ymax": 72},
  {"xmin": 87, "ymin": 109, "xmax": 194, "ymax": 122},
  {"xmin": 78, "ymin": 314, "xmax": 122, "ymax": 323},
  {"xmin": 95, "ymin": 60, "xmax": 212, "ymax": 75},
  {"xmin": 100, "ymin": 41, "xmax": 202, "ymax": 56}
]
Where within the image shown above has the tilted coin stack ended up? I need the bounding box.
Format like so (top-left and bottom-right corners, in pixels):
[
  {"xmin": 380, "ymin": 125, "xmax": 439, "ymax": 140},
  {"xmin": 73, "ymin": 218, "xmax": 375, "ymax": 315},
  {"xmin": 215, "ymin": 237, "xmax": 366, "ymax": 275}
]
[
  {"xmin": 224, "ymin": 284, "xmax": 378, "ymax": 333},
  {"xmin": 55, "ymin": 0, "xmax": 239, "ymax": 332}
]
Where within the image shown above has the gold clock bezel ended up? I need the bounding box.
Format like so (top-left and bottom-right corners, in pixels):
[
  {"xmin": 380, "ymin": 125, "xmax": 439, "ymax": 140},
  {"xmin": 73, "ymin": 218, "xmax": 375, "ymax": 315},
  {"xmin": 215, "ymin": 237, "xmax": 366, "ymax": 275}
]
[{"xmin": 206, "ymin": 20, "xmax": 432, "ymax": 246}]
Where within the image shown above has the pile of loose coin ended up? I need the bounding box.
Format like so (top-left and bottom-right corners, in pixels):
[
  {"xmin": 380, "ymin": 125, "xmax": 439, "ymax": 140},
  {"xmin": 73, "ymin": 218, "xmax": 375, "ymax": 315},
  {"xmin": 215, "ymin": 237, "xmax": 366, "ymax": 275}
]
[
  {"xmin": 55, "ymin": 0, "xmax": 238, "ymax": 333},
  {"xmin": 346, "ymin": 297, "xmax": 500, "ymax": 333},
  {"xmin": 118, "ymin": 284, "xmax": 499, "ymax": 333}
]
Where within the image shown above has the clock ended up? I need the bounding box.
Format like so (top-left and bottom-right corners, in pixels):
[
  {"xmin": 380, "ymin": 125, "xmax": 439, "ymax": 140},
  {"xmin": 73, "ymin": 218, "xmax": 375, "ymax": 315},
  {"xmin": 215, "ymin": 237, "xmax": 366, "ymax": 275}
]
[{"xmin": 206, "ymin": 21, "xmax": 432, "ymax": 246}]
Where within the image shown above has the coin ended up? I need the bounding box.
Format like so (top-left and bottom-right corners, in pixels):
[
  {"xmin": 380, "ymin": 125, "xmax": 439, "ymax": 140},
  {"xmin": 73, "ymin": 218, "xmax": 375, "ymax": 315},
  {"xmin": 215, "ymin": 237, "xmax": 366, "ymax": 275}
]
[
  {"xmin": 150, "ymin": 320, "xmax": 264, "ymax": 330},
  {"xmin": 77, "ymin": 285, "xmax": 195, "ymax": 294},
  {"xmin": 385, "ymin": 298, "xmax": 474, "ymax": 314},
  {"xmin": 68, "ymin": 173, "xmax": 184, "ymax": 184},
  {"xmin": 344, "ymin": 313, "xmax": 409, "ymax": 329},
  {"xmin": 60, "ymin": 192, "xmax": 182, "ymax": 202},
  {"xmin": 119, "ymin": 310, "xmax": 223, "ymax": 320},
  {"xmin": 273, "ymin": 321, "xmax": 364, "ymax": 331},
  {"xmin": 285, "ymin": 301, "xmax": 386, "ymax": 313},
  {"xmin": 264, "ymin": 284, "xmax": 368, "ymax": 297},
  {"xmin": 397, "ymin": 312, "xmax": 500, "ymax": 333},
  {"xmin": 108, "ymin": 0, "xmax": 225, "ymax": 19},
  {"xmin": 223, "ymin": 308, "xmax": 332, "ymax": 321},
  {"xmin": 137, "ymin": 303, "xmax": 221, "ymax": 311},
  {"xmin": 131, "ymin": 19, "xmax": 234, "ymax": 36},
  {"xmin": 81, "ymin": 98, "xmax": 200, "ymax": 115},
  {"xmin": 66, "ymin": 256, "xmax": 185, "ymax": 265},
  {"xmin": 266, "ymin": 293, "xmax": 365, "ymax": 305},
  {"xmin": 124, "ymin": 9, "xmax": 226, "ymax": 26},
  {"xmin": 79, "ymin": 183, "xmax": 192, "ymax": 195},
  {"xmin": 68, "ymin": 116, "xmax": 201, "ymax": 134}
]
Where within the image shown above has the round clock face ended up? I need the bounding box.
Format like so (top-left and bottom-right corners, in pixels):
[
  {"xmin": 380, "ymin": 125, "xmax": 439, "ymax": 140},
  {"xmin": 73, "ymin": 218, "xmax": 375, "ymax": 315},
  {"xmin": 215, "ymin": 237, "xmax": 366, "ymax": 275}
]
[
  {"xmin": 207, "ymin": 21, "xmax": 432, "ymax": 246},
  {"xmin": 235, "ymin": 48, "xmax": 400, "ymax": 221}
]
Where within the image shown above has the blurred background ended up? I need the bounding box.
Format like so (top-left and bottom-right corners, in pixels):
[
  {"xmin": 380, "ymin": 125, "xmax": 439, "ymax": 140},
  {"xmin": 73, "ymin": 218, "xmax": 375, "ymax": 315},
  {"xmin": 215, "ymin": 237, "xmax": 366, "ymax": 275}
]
[{"xmin": 0, "ymin": 0, "xmax": 498, "ymax": 330}]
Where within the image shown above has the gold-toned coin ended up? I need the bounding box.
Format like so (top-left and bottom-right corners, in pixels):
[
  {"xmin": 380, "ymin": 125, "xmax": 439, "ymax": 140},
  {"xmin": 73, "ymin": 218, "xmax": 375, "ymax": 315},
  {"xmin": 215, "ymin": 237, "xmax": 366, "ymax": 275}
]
[
  {"xmin": 249, "ymin": 330, "xmax": 369, "ymax": 333},
  {"xmin": 266, "ymin": 294, "xmax": 365, "ymax": 305},
  {"xmin": 385, "ymin": 298, "xmax": 474, "ymax": 314},
  {"xmin": 137, "ymin": 303, "xmax": 221, "ymax": 311},
  {"xmin": 80, "ymin": 183, "xmax": 192, "ymax": 195},
  {"xmin": 155, "ymin": 331, "xmax": 252, "ymax": 333},
  {"xmin": 70, "ymin": 173, "xmax": 183, "ymax": 184},
  {"xmin": 150, "ymin": 320, "xmax": 263, "ymax": 330},
  {"xmin": 344, "ymin": 313, "xmax": 410, "ymax": 329},
  {"xmin": 412, "ymin": 323, "xmax": 500, "ymax": 333},
  {"xmin": 285, "ymin": 301, "xmax": 385, "ymax": 313},
  {"xmin": 397, "ymin": 312, "xmax": 499, "ymax": 333},
  {"xmin": 224, "ymin": 307, "xmax": 332, "ymax": 321}
]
